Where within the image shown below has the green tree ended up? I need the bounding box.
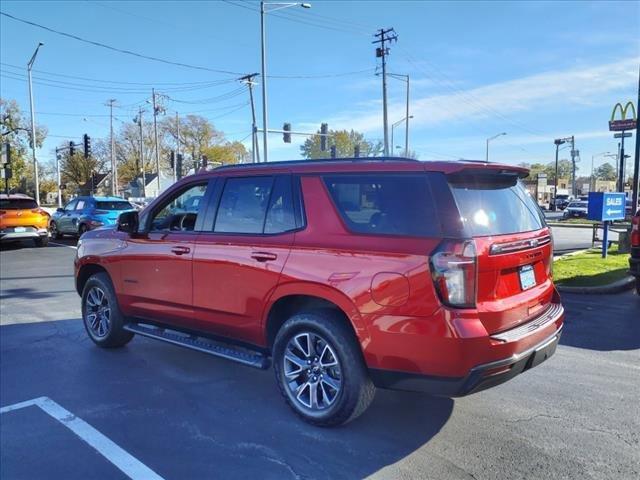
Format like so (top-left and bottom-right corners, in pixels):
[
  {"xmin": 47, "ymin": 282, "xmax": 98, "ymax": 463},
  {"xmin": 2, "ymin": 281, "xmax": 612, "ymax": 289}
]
[
  {"xmin": 202, "ymin": 141, "xmax": 249, "ymax": 165},
  {"xmin": 0, "ymin": 98, "xmax": 48, "ymax": 193},
  {"xmin": 60, "ymin": 147, "xmax": 105, "ymax": 193},
  {"xmin": 544, "ymin": 159, "xmax": 572, "ymax": 182},
  {"xmin": 300, "ymin": 129, "xmax": 383, "ymax": 159},
  {"xmin": 161, "ymin": 114, "xmax": 224, "ymax": 172},
  {"xmin": 594, "ymin": 162, "xmax": 616, "ymax": 181}
]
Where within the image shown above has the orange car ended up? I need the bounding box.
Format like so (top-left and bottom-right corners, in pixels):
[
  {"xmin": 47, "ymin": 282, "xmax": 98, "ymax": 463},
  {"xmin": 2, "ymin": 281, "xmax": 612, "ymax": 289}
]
[{"xmin": 0, "ymin": 193, "xmax": 50, "ymax": 247}]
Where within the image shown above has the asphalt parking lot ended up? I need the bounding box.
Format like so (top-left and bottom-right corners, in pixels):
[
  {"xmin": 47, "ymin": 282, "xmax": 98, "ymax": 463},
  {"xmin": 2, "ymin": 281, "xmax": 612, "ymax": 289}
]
[{"xmin": 1, "ymin": 240, "xmax": 639, "ymax": 479}]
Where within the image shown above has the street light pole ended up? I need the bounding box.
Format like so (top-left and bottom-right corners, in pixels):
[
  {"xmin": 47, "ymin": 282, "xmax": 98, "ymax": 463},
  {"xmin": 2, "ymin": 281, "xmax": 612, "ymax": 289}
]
[
  {"xmin": 391, "ymin": 115, "xmax": 413, "ymax": 157},
  {"xmin": 590, "ymin": 152, "xmax": 614, "ymax": 192},
  {"xmin": 485, "ymin": 132, "xmax": 507, "ymax": 162},
  {"xmin": 27, "ymin": 42, "xmax": 43, "ymax": 205},
  {"xmin": 260, "ymin": 2, "xmax": 311, "ymax": 163}
]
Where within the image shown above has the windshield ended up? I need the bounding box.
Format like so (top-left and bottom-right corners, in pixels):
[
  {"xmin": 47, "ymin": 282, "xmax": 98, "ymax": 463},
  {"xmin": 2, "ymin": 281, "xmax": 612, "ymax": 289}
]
[
  {"xmin": 0, "ymin": 199, "xmax": 38, "ymax": 210},
  {"xmin": 449, "ymin": 176, "xmax": 545, "ymax": 236},
  {"xmin": 96, "ymin": 201, "xmax": 133, "ymax": 211},
  {"xmin": 568, "ymin": 202, "xmax": 587, "ymax": 208}
]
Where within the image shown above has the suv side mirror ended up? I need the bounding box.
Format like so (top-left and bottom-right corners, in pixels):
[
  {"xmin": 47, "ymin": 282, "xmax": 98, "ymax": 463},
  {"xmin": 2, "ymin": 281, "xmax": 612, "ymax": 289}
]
[{"xmin": 117, "ymin": 210, "xmax": 139, "ymax": 234}]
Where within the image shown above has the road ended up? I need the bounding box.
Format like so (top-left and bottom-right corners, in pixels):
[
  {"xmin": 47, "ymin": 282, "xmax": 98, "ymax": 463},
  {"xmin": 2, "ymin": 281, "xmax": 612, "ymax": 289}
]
[
  {"xmin": 544, "ymin": 212, "xmax": 621, "ymax": 254},
  {"xmin": 1, "ymin": 240, "xmax": 639, "ymax": 480}
]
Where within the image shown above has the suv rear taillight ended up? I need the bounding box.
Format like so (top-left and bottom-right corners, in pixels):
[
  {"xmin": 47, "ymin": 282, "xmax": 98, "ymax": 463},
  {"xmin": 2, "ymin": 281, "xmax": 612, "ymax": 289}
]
[
  {"xmin": 632, "ymin": 214, "xmax": 640, "ymax": 247},
  {"xmin": 430, "ymin": 240, "xmax": 477, "ymax": 308}
]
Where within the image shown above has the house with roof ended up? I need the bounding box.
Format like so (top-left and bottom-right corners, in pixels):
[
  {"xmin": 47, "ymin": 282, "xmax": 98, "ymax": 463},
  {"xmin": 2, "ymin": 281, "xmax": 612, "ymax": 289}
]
[{"xmin": 122, "ymin": 171, "xmax": 173, "ymax": 199}]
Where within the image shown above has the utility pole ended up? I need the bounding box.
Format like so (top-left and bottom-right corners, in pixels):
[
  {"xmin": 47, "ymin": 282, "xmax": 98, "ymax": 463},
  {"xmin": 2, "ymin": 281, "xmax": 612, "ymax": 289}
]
[
  {"xmin": 570, "ymin": 136, "xmax": 578, "ymax": 196},
  {"xmin": 404, "ymin": 74, "xmax": 410, "ymax": 157},
  {"xmin": 373, "ymin": 28, "xmax": 397, "ymax": 157},
  {"xmin": 152, "ymin": 88, "xmax": 162, "ymax": 193},
  {"xmin": 135, "ymin": 107, "xmax": 146, "ymax": 198},
  {"xmin": 106, "ymin": 99, "xmax": 117, "ymax": 196},
  {"xmin": 27, "ymin": 42, "xmax": 43, "ymax": 204},
  {"xmin": 260, "ymin": 2, "xmax": 269, "ymax": 163},
  {"xmin": 56, "ymin": 149, "xmax": 62, "ymax": 208},
  {"xmin": 632, "ymin": 66, "xmax": 639, "ymax": 212},
  {"xmin": 239, "ymin": 73, "xmax": 260, "ymax": 163},
  {"xmin": 174, "ymin": 111, "xmax": 179, "ymax": 183}
]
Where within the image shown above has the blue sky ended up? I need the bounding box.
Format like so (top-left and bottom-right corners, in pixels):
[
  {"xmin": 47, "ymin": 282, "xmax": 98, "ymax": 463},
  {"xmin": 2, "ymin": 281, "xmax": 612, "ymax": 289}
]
[{"xmin": 1, "ymin": 0, "xmax": 638, "ymax": 176}]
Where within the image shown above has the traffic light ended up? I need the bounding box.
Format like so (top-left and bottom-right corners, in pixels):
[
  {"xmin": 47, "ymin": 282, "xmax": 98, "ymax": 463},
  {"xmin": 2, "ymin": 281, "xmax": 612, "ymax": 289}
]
[
  {"xmin": 69, "ymin": 141, "xmax": 75, "ymax": 157},
  {"xmin": 202, "ymin": 155, "xmax": 208, "ymax": 168},
  {"xmin": 83, "ymin": 134, "xmax": 91, "ymax": 159},
  {"xmin": 170, "ymin": 150, "xmax": 175, "ymax": 169},
  {"xmin": 283, "ymin": 123, "xmax": 291, "ymax": 143},
  {"xmin": 354, "ymin": 144, "xmax": 360, "ymax": 158},
  {"xmin": 1, "ymin": 143, "xmax": 11, "ymax": 166},
  {"xmin": 320, "ymin": 123, "xmax": 328, "ymax": 151},
  {"xmin": 330, "ymin": 145, "xmax": 337, "ymax": 158}
]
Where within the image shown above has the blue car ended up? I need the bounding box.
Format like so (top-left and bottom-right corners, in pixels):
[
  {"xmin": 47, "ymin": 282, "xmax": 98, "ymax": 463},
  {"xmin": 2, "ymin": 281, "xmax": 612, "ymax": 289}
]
[{"xmin": 50, "ymin": 196, "xmax": 135, "ymax": 238}]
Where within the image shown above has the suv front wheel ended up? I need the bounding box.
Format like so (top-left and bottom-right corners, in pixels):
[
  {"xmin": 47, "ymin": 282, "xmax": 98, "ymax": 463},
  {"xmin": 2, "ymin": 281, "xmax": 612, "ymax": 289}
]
[
  {"xmin": 273, "ymin": 311, "xmax": 375, "ymax": 426},
  {"xmin": 81, "ymin": 272, "xmax": 133, "ymax": 348}
]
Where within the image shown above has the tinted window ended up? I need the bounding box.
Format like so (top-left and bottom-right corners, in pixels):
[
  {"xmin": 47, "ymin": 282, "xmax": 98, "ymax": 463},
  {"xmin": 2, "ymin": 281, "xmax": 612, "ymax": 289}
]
[
  {"xmin": 0, "ymin": 198, "xmax": 37, "ymax": 209},
  {"xmin": 449, "ymin": 176, "xmax": 544, "ymax": 236},
  {"xmin": 323, "ymin": 174, "xmax": 440, "ymax": 237},
  {"xmin": 150, "ymin": 183, "xmax": 207, "ymax": 232},
  {"xmin": 214, "ymin": 177, "xmax": 273, "ymax": 234},
  {"xmin": 76, "ymin": 200, "xmax": 86, "ymax": 210},
  {"xmin": 265, "ymin": 176, "xmax": 296, "ymax": 234},
  {"xmin": 96, "ymin": 201, "xmax": 133, "ymax": 210}
]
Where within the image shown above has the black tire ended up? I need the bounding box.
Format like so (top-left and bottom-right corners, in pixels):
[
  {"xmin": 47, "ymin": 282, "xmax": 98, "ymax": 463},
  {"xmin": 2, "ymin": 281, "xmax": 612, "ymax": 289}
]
[
  {"xmin": 34, "ymin": 236, "xmax": 49, "ymax": 248},
  {"xmin": 50, "ymin": 221, "xmax": 62, "ymax": 239},
  {"xmin": 273, "ymin": 310, "xmax": 375, "ymax": 427},
  {"xmin": 81, "ymin": 272, "xmax": 133, "ymax": 348},
  {"xmin": 78, "ymin": 223, "xmax": 88, "ymax": 237}
]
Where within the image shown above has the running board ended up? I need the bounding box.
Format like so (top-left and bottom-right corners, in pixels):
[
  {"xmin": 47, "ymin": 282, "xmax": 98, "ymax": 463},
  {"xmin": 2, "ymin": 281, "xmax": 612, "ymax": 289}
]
[{"xmin": 123, "ymin": 323, "xmax": 270, "ymax": 370}]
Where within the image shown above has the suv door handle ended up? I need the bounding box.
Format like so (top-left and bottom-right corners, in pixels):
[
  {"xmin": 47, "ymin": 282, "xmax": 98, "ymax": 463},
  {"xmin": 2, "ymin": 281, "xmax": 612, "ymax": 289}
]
[
  {"xmin": 251, "ymin": 251, "xmax": 277, "ymax": 262},
  {"xmin": 171, "ymin": 246, "xmax": 191, "ymax": 255}
]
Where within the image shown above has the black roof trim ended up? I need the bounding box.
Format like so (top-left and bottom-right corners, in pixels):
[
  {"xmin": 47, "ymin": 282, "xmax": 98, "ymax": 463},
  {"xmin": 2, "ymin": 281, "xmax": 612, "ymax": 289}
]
[{"xmin": 213, "ymin": 156, "xmax": 420, "ymax": 171}]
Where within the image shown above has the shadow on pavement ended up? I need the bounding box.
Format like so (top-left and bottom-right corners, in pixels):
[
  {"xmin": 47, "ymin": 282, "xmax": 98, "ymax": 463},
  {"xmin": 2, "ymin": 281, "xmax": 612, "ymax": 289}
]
[
  {"xmin": 559, "ymin": 292, "xmax": 640, "ymax": 351},
  {"xmin": 1, "ymin": 319, "xmax": 454, "ymax": 479},
  {"xmin": 0, "ymin": 287, "xmax": 75, "ymax": 300}
]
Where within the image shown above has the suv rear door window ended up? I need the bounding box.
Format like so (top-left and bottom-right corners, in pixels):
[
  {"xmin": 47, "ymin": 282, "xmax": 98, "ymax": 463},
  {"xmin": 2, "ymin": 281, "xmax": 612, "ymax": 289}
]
[
  {"xmin": 323, "ymin": 174, "xmax": 440, "ymax": 237},
  {"xmin": 265, "ymin": 176, "xmax": 296, "ymax": 234},
  {"xmin": 449, "ymin": 175, "xmax": 545, "ymax": 236},
  {"xmin": 214, "ymin": 177, "xmax": 273, "ymax": 234},
  {"xmin": 96, "ymin": 201, "xmax": 133, "ymax": 210}
]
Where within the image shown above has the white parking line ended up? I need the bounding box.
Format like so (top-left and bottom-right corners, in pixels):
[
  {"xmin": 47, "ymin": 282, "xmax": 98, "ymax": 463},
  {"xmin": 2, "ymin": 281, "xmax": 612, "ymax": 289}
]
[
  {"xmin": 1, "ymin": 396, "xmax": 164, "ymax": 480},
  {"xmin": 48, "ymin": 242, "xmax": 77, "ymax": 249}
]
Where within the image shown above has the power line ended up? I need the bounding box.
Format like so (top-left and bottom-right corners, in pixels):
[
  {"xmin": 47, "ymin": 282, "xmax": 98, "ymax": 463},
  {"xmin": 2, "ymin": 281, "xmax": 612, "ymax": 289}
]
[
  {"xmin": 0, "ymin": 11, "xmax": 244, "ymax": 76},
  {"xmin": 0, "ymin": 62, "xmax": 237, "ymax": 87}
]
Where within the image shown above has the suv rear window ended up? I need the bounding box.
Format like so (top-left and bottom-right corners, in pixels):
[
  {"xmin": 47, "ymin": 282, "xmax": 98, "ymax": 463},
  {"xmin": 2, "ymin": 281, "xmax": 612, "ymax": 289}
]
[
  {"xmin": 96, "ymin": 201, "xmax": 133, "ymax": 210},
  {"xmin": 0, "ymin": 199, "xmax": 37, "ymax": 209},
  {"xmin": 323, "ymin": 174, "xmax": 440, "ymax": 237},
  {"xmin": 449, "ymin": 174, "xmax": 545, "ymax": 236}
]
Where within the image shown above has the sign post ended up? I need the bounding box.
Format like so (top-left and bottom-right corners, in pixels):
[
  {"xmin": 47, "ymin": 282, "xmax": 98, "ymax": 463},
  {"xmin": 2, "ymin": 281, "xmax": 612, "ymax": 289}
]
[{"xmin": 588, "ymin": 192, "xmax": 626, "ymax": 258}]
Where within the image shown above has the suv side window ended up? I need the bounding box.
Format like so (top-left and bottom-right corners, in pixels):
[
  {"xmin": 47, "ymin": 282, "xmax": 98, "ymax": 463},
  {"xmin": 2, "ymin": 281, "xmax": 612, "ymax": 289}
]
[
  {"xmin": 323, "ymin": 174, "xmax": 441, "ymax": 237},
  {"xmin": 75, "ymin": 199, "xmax": 86, "ymax": 210},
  {"xmin": 214, "ymin": 176, "xmax": 273, "ymax": 234},
  {"xmin": 150, "ymin": 183, "xmax": 207, "ymax": 232},
  {"xmin": 265, "ymin": 176, "xmax": 296, "ymax": 234},
  {"xmin": 65, "ymin": 199, "xmax": 78, "ymax": 211}
]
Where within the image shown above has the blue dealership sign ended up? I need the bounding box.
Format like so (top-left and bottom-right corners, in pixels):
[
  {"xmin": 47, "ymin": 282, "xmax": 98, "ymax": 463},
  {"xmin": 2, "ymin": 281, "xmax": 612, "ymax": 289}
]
[{"xmin": 587, "ymin": 192, "xmax": 626, "ymax": 221}]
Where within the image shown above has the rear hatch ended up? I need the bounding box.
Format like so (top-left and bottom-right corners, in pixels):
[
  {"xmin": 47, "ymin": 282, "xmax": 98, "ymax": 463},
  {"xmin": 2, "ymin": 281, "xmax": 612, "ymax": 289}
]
[
  {"xmin": 447, "ymin": 168, "xmax": 554, "ymax": 334},
  {"xmin": 0, "ymin": 198, "xmax": 47, "ymax": 229}
]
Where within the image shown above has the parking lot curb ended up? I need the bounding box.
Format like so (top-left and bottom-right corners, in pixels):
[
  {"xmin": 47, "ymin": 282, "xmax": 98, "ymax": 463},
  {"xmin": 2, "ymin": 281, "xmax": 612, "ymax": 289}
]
[{"xmin": 556, "ymin": 276, "xmax": 635, "ymax": 294}]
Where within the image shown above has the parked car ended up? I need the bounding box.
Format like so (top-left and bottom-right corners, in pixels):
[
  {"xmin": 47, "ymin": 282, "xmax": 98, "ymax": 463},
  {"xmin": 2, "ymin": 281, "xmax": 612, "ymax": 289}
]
[
  {"xmin": 629, "ymin": 208, "xmax": 640, "ymax": 295},
  {"xmin": 75, "ymin": 158, "xmax": 564, "ymax": 426},
  {"xmin": 0, "ymin": 193, "xmax": 50, "ymax": 247},
  {"xmin": 551, "ymin": 194, "xmax": 573, "ymax": 210},
  {"xmin": 563, "ymin": 201, "xmax": 588, "ymax": 219},
  {"xmin": 50, "ymin": 196, "xmax": 134, "ymax": 238}
]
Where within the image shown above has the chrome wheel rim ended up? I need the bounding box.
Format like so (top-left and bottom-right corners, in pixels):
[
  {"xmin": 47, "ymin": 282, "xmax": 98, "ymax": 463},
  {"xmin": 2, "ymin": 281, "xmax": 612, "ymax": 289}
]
[
  {"xmin": 85, "ymin": 287, "xmax": 111, "ymax": 338},
  {"xmin": 50, "ymin": 222, "xmax": 57, "ymax": 236},
  {"xmin": 283, "ymin": 332, "xmax": 342, "ymax": 411}
]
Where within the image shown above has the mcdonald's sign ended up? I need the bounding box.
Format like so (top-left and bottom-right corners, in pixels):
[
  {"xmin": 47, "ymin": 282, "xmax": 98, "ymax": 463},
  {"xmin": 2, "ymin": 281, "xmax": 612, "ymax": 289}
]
[{"xmin": 609, "ymin": 101, "xmax": 637, "ymax": 131}]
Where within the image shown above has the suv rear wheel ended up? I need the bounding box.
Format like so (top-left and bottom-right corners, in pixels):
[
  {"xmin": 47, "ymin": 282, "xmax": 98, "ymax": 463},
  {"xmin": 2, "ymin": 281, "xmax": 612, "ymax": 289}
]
[
  {"xmin": 273, "ymin": 310, "xmax": 375, "ymax": 426},
  {"xmin": 81, "ymin": 272, "xmax": 133, "ymax": 348}
]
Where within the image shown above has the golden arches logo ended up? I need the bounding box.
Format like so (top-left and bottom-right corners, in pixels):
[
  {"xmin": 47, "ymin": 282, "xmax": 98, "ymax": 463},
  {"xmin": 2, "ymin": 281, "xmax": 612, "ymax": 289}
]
[
  {"xmin": 610, "ymin": 101, "xmax": 636, "ymax": 122},
  {"xmin": 609, "ymin": 101, "xmax": 637, "ymax": 131}
]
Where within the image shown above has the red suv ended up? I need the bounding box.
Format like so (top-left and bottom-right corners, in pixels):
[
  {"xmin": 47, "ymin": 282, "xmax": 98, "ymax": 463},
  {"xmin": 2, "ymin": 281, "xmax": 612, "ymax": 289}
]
[{"xmin": 75, "ymin": 158, "xmax": 564, "ymax": 426}]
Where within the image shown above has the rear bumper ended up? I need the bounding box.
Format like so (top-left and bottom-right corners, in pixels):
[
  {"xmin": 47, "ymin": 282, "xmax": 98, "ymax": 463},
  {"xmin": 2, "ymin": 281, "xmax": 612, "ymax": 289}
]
[
  {"xmin": 0, "ymin": 228, "xmax": 48, "ymax": 242},
  {"xmin": 370, "ymin": 326, "xmax": 562, "ymax": 397}
]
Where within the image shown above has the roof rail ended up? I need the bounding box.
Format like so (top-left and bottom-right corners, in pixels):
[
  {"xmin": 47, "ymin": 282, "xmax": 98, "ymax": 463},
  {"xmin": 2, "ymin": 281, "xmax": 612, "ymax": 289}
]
[{"xmin": 213, "ymin": 156, "xmax": 419, "ymax": 171}]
